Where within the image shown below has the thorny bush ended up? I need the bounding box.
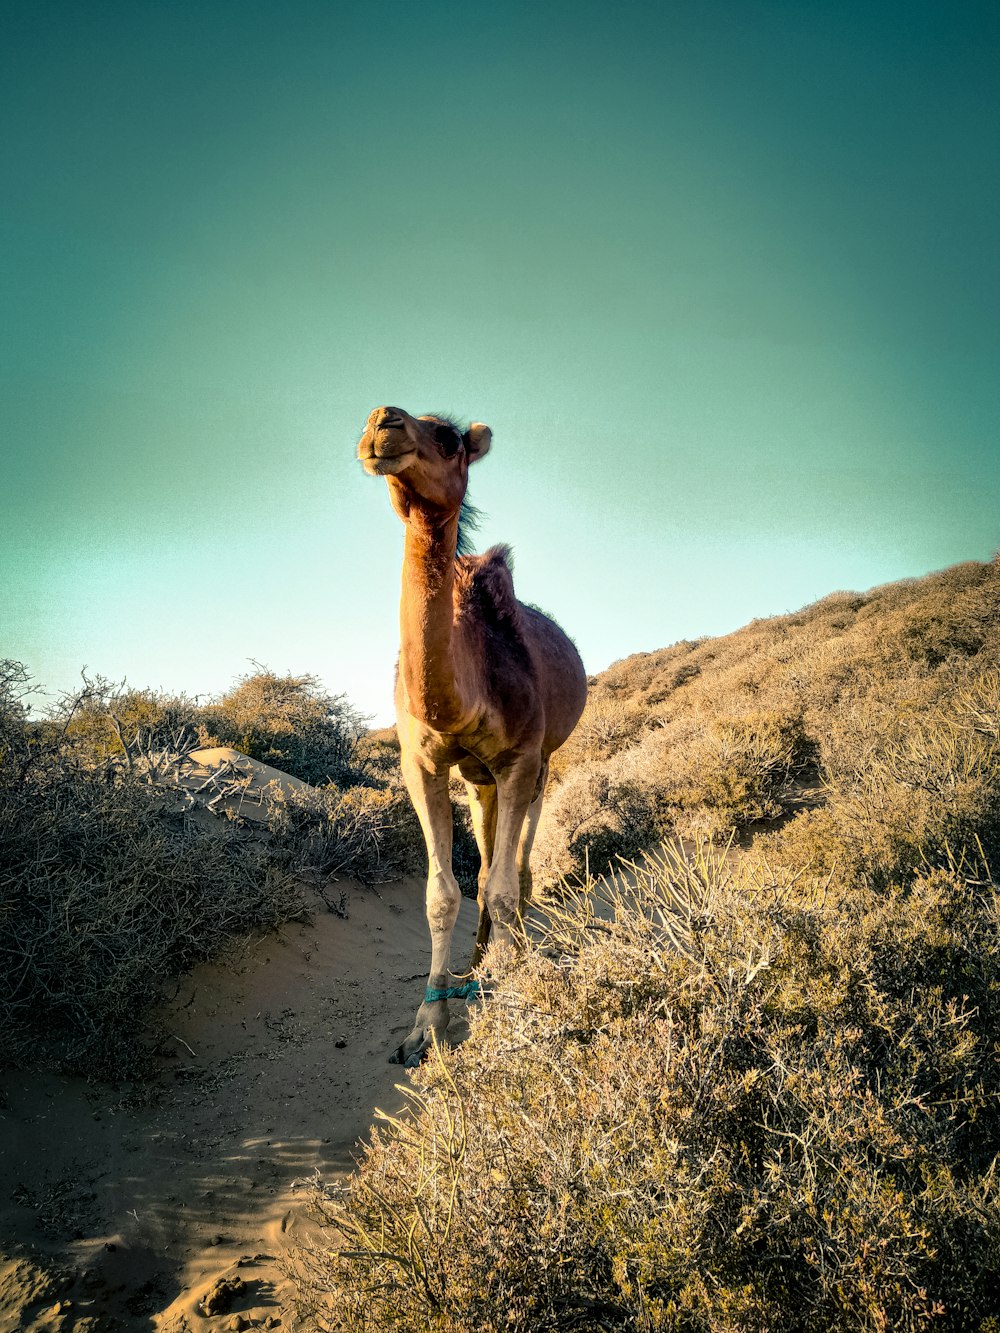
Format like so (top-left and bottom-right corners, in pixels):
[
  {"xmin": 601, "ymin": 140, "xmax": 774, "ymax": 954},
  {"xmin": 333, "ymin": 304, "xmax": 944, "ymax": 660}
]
[
  {"xmin": 0, "ymin": 661, "xmax": 476, "ymax": 1074},
  {"xmin": 536, "ymin": 557, "xmax": 1000, "ymax": 883},
  {"xmin": 0, "ymin": 664, "xmax": 308, "ymax": 1076},
  {"xmin": 294, "ymin": 841, "xmax": 1000, "ymax": 1332}
]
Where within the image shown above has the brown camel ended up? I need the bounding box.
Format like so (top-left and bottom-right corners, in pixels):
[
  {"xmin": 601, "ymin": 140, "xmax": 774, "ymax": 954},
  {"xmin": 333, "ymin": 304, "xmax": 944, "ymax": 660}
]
[{"xmin": 357, "ymin": 406, "xmax": 588, "ymax": 1065}]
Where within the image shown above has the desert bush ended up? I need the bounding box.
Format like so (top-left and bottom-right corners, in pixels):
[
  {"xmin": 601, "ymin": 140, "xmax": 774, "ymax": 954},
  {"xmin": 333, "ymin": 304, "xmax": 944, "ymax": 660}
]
[
  {"xmin": 536, "ymin": 559, "xmax": 999, "ymax": 885},
  {"xmin": 538, "ymin": 709, "xmax": 813, "ymax": 882},
  {"xmin": 293, "ymin": 843, "xmax": 1000, "ymax": 1332},
  {"xmin": 354, "ymin": 726, "xmax": 405, "ymax": 782},
  {"xmin": 263, "ymin": 780, "xmax": 426, "ymax": 885},
  {"xmin": 535, "ymin": 763, "xmax": 658, "ymax": 885},
  {"xmin": 0, "ymin": 700, "xmax": 304, "ymax": 1076},
  {"xmin": 57, "ymin": 675, "xmax": 204, "ymax": 769},
  {"xmin": 661, "ymin": 710, "xmax": 811, "ymax": 829},
  {"xmin": 769, "ymin": 673, "xmax": 1000, "ymax": 891},
  {"xmin": 0, "ymin": 666, "xmax": 310, "ymax": 1076},
  {"xmin": 551, "ymin": 695, "xmax": 648, "ymax": 777},
  {"xmin": 293, "ymin": 566, "xmax": 1000, "ymax": 1325},
  {"xmin": 0, "ymin": 655, "xmax": 486, "ymax": 1076},
  {"xmin": 246, "ymin": 712, "xmax": 479, "ymax": 891},
  {"xmin": 0, "ymin": 659, "xmax": 35, "ymax": 778},
  {"xmin": 262, "ymin": 776, "xmax": 480, "ymax": 893},
  {"xmin": 207, "ymin": 667, "xmax": 368, "ymax": 786}
]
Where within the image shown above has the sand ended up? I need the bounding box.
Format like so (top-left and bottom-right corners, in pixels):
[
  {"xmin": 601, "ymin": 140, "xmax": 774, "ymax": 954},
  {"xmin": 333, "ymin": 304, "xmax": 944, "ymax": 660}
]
[
  {"xmin": 162, "ymin": 747, "xmax": 317, "ymax": 823},
  {"xmin": 0, "ymin": 875, "xmax": 479, "ymax": 1331}
]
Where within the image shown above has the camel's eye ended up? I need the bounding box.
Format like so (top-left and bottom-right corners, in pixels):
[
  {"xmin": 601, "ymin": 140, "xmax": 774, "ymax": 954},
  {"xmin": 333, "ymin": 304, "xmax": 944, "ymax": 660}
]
[{"xmin": 433, "ymin": 423, "xmax": 463, "ymax": 456}]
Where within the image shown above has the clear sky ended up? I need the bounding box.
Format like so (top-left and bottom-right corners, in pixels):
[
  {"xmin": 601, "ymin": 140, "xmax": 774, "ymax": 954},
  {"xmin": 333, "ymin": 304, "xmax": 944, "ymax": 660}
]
[{"xmin": 3, "ymin": 0, "xmax": 998, "ymax": 723}]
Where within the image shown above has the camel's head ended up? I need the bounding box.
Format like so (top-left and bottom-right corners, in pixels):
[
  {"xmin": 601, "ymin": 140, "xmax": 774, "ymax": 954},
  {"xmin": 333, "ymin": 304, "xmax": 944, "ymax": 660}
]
[{"xmin": 358, "ymin": 406, "xmax": 492, "ymax": 519}]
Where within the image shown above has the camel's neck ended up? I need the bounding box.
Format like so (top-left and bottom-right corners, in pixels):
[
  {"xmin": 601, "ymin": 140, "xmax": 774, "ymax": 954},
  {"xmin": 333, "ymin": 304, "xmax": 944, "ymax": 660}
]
[{"xmin": 399, "ymin": 509, "xmax": 468, "ymax": 730}]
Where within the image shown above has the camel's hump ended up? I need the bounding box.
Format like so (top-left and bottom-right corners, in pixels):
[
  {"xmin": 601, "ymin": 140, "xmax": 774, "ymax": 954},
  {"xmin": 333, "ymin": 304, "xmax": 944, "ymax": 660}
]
[{"xmin": 455, "ymin": 544, "xmax": 521, "ymax": 626}]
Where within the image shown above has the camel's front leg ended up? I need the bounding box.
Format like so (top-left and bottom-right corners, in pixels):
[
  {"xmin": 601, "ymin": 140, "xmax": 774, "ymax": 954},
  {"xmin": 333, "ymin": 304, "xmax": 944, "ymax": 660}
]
[{"xmin": 391, "ymin": 751, "xmax": 461, "ymax": 1067}]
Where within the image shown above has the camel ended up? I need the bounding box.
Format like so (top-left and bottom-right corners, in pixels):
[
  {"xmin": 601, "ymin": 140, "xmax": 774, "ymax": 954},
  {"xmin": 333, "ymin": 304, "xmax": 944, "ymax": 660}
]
[{"xmin": 357, "ymin": 406, "xmax": 588, "ymax": 1065}]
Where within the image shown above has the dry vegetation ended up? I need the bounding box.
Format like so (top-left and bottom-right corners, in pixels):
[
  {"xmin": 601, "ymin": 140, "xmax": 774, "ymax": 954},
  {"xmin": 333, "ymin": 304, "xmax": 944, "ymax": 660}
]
[
  {"xmin": 4, "ymin": 557, "xmax": 999, "ymax": 1327},
  {"xmin": 293, "ymin": 556, "xmax": 1000, "ymax": 1332},
  {"xmin": 295, "ymin": 844, "xmax": 1000, "ymax": 1332},
  {"xmin": 536, "ymin": 557, "xmax": 1000, "ymax": 886},
  {"xmin": 0, "ymin": 664, "xmax": 470, "ymax": 1077}
]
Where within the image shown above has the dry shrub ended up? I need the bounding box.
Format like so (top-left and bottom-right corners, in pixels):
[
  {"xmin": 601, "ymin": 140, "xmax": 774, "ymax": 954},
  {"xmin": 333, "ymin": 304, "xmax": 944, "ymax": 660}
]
[
  {"xmin": 550, "ymin": 695, "xmax": 649, "ymax": 777},
  {"xmin": 537, "ymin": 559, "xmax": 999, "ymax": 885},
  {"xmin": 0, "ymin": 743, "xmax": 303, "ymax": 1078},
  {"xmin": 0, "ymin": 657, "xmax": 484, "ymax": 1082},
  {"xmin": 59, "ymin": 676, "xmax": 204, "ymax": 767},
  {"xmin": 263, "ymin": 781, "xmax": 426, "ymax": 885},
  {"xmin": 293, "ymin": 843, "xmax": 1000, "ymax": 1332},
  {"xmin": 291, "ymin": 566, "xmax": 1000, "ymax": 1329},
  {"xmin": 49, "ymin": 666, "xmax": 372, "ymax": 789},
  {"xmin": 354, "ymin": 726, "xmax": 404, "ymax": 781},
  {"xmin": 656, "ymin": 710, "xmax": 809, "ymax": 831},
  {"xmin": 0, "ymin": 658, "xmax": 477, "ymax": 1078},
  {"xmin": 538, "ymin": 709, "xmax": 811, "ymax": 881},
  {"xmin": 205, "ymin": 666, "xmax": 369, "ymax": 786},
  {"xmin": 535, "ymin": 763, "xmax": 658, "ymax": 885},
  {"xmin": 256, "ymin": 726, "xmax": 479, "ymax": 892},
  {"xmin": 769, "ymin": 674, "xmax": 1000, "ymax": 890}
]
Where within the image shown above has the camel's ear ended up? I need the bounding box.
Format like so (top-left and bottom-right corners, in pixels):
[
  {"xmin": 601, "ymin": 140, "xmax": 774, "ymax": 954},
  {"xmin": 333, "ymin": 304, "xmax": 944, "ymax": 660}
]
[{"xmin": 464, "ymin": 422, "xmax": 492, "ymax": 463}]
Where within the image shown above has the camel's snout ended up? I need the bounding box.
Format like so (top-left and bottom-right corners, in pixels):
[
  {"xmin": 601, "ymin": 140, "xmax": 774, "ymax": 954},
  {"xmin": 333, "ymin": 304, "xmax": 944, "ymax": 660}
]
[
  {"xmin": 369, "ymin": 406, "xmax": 406, "ymax": 431},
  {"xmin": 359, "ymin": 405, "xmax": 417, "ymax": 476}
]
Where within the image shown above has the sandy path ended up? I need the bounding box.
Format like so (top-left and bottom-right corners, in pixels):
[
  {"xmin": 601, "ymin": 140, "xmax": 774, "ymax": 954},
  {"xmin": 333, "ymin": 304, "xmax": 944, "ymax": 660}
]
[{"xmin": 0, "ymin": 877, "xmax": 478, "ymax": 1332}]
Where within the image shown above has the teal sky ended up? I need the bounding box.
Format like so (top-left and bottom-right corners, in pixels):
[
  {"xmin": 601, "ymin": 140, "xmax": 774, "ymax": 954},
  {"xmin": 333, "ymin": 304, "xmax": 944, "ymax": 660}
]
[{"xmin": 3, "ymin": 0, "xmax": 998, "ymax": 723}]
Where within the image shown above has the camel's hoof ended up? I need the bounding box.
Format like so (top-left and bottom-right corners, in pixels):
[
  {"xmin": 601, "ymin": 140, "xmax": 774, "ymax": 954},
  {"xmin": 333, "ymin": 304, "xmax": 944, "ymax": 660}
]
[{"xmin": 388, "ymin": 1033, "xmax": 435, "ymax": 1067}]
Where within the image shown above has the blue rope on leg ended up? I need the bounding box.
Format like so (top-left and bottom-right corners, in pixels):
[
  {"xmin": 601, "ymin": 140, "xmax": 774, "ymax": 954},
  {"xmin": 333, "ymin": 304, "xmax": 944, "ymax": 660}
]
[{"xmin": 424, "ymin": 978, "xmax": 482, "ymax": 1003}]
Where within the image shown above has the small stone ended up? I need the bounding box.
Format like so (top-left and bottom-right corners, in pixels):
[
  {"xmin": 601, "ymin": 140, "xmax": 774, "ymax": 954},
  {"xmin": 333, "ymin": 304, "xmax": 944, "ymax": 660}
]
[
  {"xmin": 229, "ymin": 1317, "xmax": 250, "ymax": 1332},
  {"xmin": 334, "ymin": 1038, "xmax": 347, "ymax": 1049}
]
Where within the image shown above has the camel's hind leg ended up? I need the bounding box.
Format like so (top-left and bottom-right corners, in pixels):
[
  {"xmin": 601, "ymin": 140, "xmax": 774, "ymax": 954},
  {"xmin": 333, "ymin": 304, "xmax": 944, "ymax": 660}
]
[
  {"xmin": 392, "ymin": 748, "xmax": 461, "ymax": 1067},
  {"xmin": 465, "ymin": 780, "xmax": 498, "ymax": 970},
  {"xmin": 481, "ymin": 758, "xmax": 545, "ymax": 952},
  {"xmin": 516, "ymin": 759, "xmax": 548, "ymax": 916}
]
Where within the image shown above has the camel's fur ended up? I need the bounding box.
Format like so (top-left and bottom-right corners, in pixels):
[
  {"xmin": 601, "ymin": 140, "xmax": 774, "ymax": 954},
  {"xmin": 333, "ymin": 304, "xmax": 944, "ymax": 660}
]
[{"xmin": 358, "ymin": 406, "xmax": 587, "ymax": 1064}]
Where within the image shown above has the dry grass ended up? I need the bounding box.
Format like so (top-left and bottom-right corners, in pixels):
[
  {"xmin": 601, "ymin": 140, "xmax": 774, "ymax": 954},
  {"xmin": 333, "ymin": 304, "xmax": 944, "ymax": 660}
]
[
  {"xmin": 290, "ymin": 557, "xmax": 1000, "ymax": 1331},
  {"xmin": 293, "ymin": 841, "xmax": 1000, "ymax": 1332},
  {"xmin": 537, "ymin": 557, "xmax": 1000, "ymax": 883}
]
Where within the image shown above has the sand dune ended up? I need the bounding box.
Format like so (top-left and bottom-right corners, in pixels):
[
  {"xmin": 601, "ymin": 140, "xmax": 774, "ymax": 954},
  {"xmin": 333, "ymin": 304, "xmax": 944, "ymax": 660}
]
[{"xmin": 168, "ymin": 746, "xmax": 317, "ymax": 822}]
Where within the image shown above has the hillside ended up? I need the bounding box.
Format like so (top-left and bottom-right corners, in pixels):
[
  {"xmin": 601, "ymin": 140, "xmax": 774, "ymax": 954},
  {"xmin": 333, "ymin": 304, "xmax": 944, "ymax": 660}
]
[{"xmin": 536, "ymin": 556, "xmax": 1000, "ymax": 886}]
